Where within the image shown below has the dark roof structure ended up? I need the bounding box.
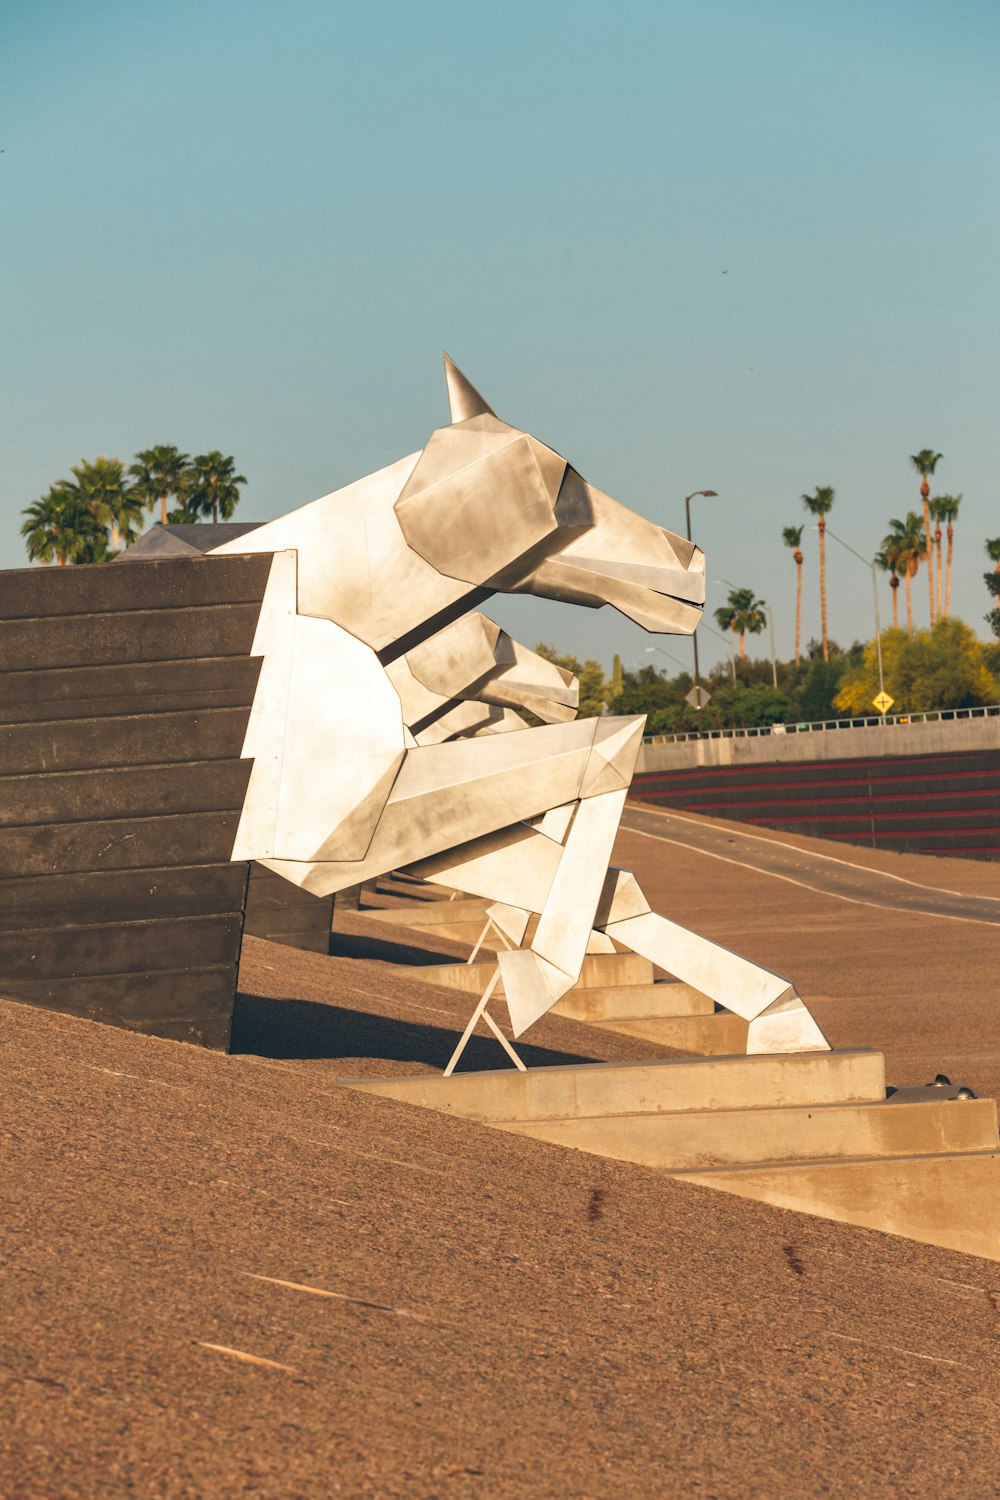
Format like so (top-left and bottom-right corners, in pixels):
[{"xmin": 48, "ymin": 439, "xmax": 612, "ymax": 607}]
[{"xmin": 116, "ymin": 522, "xmax": 263, "ymax": 560}]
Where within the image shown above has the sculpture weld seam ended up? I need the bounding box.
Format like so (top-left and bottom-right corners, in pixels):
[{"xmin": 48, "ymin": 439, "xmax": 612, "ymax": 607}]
[{"xmin": 212, "ymin": 356, "xmax": 830, "ymax": 1068}]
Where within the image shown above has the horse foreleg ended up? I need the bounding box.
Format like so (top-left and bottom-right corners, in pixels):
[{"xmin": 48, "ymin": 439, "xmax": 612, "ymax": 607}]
[
  {"xmin": 408, "ymin": 789, "xmax": 629, "ymax": 1039},
  {"xmin": 595, "ymin": 869, "xmax": 830, "ymax": 1053}
]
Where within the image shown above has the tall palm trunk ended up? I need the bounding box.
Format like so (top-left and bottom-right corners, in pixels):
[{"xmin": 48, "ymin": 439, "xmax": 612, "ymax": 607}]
[
  {"xmin": 738, "ymin": 631, "xmax": 746, "ymax": 659},
  {"xmin": 945, "ymin": 523, "xmax": 954, "ymax": 617},
  {"xmin": 920, "ymin": 478, "xmax": 935, "ymax": 623},
  {"xmin": 794, "ymin": 554, "xmax": 803, "ymax": 665},
  {"xmin": 905, "ymin": 564, "xmax": 915, "ymax": 633},
  {"xmin": 160, "ymin": 490, "xmax": 168, "ymax": 526},
  {"xmin": 890, "ymin": 575, "xmax": 899, "ymax": 629},
  {"xmin": 935, "ymin": 527, "xmax": 943, "ymax": 623},
  {"xmin": 818, "ymin": 518, "xmax": 828, "ymax": 662}
]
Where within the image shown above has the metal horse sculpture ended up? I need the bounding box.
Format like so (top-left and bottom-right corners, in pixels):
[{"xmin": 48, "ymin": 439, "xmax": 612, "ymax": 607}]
[{"xmin": 213, "ymin": 358, "xmax": 829, "ymax": 1067}]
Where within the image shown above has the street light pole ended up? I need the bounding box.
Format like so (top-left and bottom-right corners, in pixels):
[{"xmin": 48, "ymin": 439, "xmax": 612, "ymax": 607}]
[
  {"xmin": 822, "ymin": 525, "xmax": 885, "ymax": 700},
  {"xmin": 697, "ymin": 621, "xmax": 738, "ymax": 685},
  {"xmin": 684, "ymin": 489, "xmax": 718, "ymax": 706}
]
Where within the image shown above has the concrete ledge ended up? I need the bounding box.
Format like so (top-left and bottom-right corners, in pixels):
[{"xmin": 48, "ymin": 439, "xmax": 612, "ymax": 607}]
[
  {"xmin": 399, "ymin": 952, "xmax": 655, "ymax": 997},
  {"xmin": 552, "ymin": 981, "xmax": 712, "ymax": 1022},
  {"xmin": 343, "ymin": 1049, "xmax": 887, "ymax": 1122},
  {"xmin": 357, "ymin": 899, "xmax": 489, "ymax": 929},
  {"xmin": 497, "ymin": 1097, "xmax": 999, "ymax": 1170},
  {"xmin": 638, "ymin": 715, "xmax": 1000, "ymax": 772},
  {"xmin": 584, "ymin": 1011, "xmax": 749, "ymax": 1055},
  {"xmin": 675, "ymin": 1149, "xmax": 1000, "ymax": 1262}
]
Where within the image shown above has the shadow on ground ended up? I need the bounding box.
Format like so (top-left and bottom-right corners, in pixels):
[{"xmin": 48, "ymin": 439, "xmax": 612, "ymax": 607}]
[
  {"xmin": 230, "ymin": 990, "xmax": 599, "ymax": 1071},
  {"xmin": 328, "ymin": 932, "xmax": 463, "ymax": 966}
]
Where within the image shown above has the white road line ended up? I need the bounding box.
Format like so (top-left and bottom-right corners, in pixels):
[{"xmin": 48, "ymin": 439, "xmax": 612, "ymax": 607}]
[
  {"xmin": 621, "ymin": 823, "xmax": 1000, "ymax": 928},
  {"xmin": 627, "ymin": 803, "xmax": 1000, "ymax": 902}
]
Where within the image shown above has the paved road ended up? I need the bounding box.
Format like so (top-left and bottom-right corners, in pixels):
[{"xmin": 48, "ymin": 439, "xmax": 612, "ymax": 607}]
[{"xmin": 621, "ymin": 805, "xmax": 1000, "ymax": 927}]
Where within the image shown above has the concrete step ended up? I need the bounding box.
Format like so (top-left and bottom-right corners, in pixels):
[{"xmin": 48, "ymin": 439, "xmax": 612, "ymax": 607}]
[
  {"xmin": 552, "ymin": 980, "xmax": 712, "ymax": 1022},
  {"xmin": 355, "ymin": 899, "xmax": 489, "ymax": 929},
  {"xmin": 585, "ymin": 1011, "xmax": 749, "ymax": 1055},
  {"xmin": 401, "ymin": 952, "xmax": 655, "ymax": 997},
  {"xmin": 675, "ymin": 1149, "xmax": 1000, "ymax": 1262},
  {"xmin": 345, "ymin": 1048, "xmax": 887, "ymax": 1123},
  {"xmin": 356, "ymin": 905, "xmax": 620, "ymax": 956},
  {"xmin": 497, "ymin": 1096, "xmax": 999, "ymax": 1171}
]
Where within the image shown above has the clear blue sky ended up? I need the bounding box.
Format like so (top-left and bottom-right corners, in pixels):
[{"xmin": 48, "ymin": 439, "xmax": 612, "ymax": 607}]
[{"xmin": 3, "ymin": 0, "xmax": 998, "ymax": 673}]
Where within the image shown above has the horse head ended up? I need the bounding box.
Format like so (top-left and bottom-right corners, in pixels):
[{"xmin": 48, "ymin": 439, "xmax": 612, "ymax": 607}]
[{"xmin": 393, "ymin": 356, "xmax": 705, "ymax": 637}]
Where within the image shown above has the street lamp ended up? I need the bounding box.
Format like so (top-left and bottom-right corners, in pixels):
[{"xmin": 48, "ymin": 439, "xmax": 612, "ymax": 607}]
[
  {"xmin": 644, "ymin": 644, "xmax": 694, "ymax": 674},
  {"xmin": 715, "ymin": 577, "xmax": 778, "ymax": 688},
  {"xmin": 684, "ymin": 489, "xmax": 718, "ymax": 704},
  {"xmin": 821, "ymin": 525, "xmax": 886, "ymax": 701}
]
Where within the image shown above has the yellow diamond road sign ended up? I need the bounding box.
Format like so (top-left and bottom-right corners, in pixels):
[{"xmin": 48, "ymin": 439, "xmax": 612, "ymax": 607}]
[{"xmin": 873, "ymin": 690, "xmax": 894, "ymax": 715}]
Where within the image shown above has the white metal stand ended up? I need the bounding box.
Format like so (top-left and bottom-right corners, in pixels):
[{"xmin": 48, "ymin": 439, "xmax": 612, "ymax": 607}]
[
  {"xmin": 443, "ymin": 966, "xmax": 526, "ymax": 1076},
  {"xmin": 466, "ymin": 915, "xmax": 512, "ymax": 965}
]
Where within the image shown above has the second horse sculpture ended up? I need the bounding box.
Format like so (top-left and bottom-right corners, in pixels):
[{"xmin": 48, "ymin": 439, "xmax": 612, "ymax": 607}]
[{"xmin": 214, "ymin": 357, "xmax": 830, "ymax": 1066}]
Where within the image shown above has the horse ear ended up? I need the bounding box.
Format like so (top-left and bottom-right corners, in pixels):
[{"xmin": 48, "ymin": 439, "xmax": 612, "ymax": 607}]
[{"xmin": 444, "ymin": 353, "xmax": 497, "ymax": 423}]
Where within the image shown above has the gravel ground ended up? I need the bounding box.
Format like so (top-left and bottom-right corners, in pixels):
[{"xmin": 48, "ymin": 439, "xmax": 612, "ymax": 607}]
[{"xmin": 2, "ymin": 824, "xmax": 999, "ymax": 1499}]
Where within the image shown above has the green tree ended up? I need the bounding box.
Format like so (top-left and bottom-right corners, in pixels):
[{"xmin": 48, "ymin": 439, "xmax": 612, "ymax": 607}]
[
  {"xmin": 782, "ymin": 524, "xmax": 805, "ymax": 665},
  {"xmin": 794, "ymin": 657, "xmax": 854, "ymax": 722},
  {"xmin": 936, "ymin": 494, "xmax": 961, "ymax": 619},
  {"xmin": 909, "ymin": 448, "xmax": 943, "ymax": 623},
  {"xmin": 180, "ymin": 451, "xmax": 247, "ymax": 524},
  {"xmin": 984, "ymin": 537, "xmax": 1000, "ymax": 639},
  {"xmin": 884, "ymin": 513, "xmax": 926, "ymax": 634},
  {"xmin": 704, "ymin": 683, "xmax": 792, "ymax": 729},
  {"xmin": 129, "ymin": 445, "xmax": 190, "ymax": 526},
  {"xmin": 21, "ymin": 481, "xmax": 105, "ymax": 565},
  {"xmin": 800, "ymin": 486, "xmax": 835, "ymax": 661},
  {"xmin": 875, "ymin": 541, "xmax": 903, "ymax": 631},
  {"xmin": 534, "ymin": 645, "xmax": 608, "ymax": 717},
  {"xmin": 70, "ymin": 456, "xmax": 143, "ymax": 550},
  {"xmin": 714, "ymin": 586, "xmax": 767, "ymax": 659},
  {"xmin": 835, "ymin": 620, "xmax": 999, "ymax": 715},
  {"xmin": 927, "ymin": 497, "xmax": 949, "ymax": 621}
]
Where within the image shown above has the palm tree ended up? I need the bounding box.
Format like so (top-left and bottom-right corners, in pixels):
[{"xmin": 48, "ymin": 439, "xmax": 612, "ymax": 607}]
[
  {"xmin": 21, "ymin": 481, "xmax": 105, "ymax": 565},
  {"xmin": 129, "ymin": 445, "xmax": 190, "ymax": 527},
  {"xmin": 885, "ymin": 513, "xmax": 927, "ymax": 634},
  {"xmin": 800, "ymin": 486, "xmax": 835, "ymax": 661},
  {"xmin": 927, "ymin": 497, "xmax": 946, "ymax": 622},
  {"xmin": 909, "ymin": 449, "xmax": 942, "ymax": 623},
  {"xmin": 935, "ymin": 494, "xmax": 962, "ymax": 618},
  {"xmin": 875, "ymin": 542, "xmax": 903, "ymax": 630},
  {"xmin": 71, "ymin": 456, "xmax": 143, "ymax": 549},
  {"xmin": 714, "ymin": 586, "xmax": 767, "ymax": 659},
  {"xmin": 782, "ymin": 525, "xmax": 805, "ymax": 665},
  {"xmin": 180, "ymin": 451, "xmax": 247, "ymax": 524}
]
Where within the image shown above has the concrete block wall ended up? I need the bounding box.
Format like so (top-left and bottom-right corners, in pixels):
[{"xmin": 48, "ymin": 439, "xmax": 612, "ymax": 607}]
[{"xmin": 634, "ymin": 719, "xmax": 1000, "ymax": 859}]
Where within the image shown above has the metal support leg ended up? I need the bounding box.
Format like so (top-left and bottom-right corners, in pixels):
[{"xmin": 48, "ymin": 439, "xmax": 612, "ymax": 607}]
[
  {"xmin": 481, "ymin": 1008, "xmax": 527, "ymax": 1072},
  {"xmin": 443, "ymin": 968, "xmax": 500, "ymax": 1077},
  {"xmin": 467, "ymin": 916, "xmax": 511, "ymax": 965}
]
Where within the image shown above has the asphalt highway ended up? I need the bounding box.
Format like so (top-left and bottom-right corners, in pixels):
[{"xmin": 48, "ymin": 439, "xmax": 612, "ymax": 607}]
[{"xmin": 621, "ymin": 805, "xmax": 1000, "ymax": 927}]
